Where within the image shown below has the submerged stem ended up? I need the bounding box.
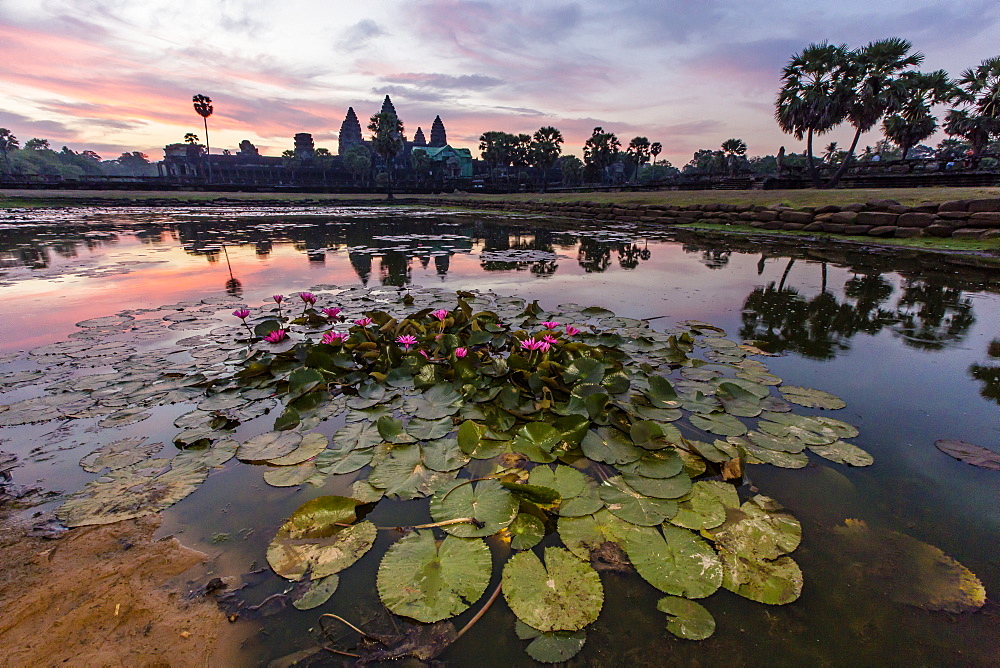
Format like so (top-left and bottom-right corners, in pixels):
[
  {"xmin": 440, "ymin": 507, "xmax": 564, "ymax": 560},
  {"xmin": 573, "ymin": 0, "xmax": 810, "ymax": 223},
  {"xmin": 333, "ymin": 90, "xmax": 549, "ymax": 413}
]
[{"xmin": 455, "ymin": 582, "xmax": 503, "ymax": 641}]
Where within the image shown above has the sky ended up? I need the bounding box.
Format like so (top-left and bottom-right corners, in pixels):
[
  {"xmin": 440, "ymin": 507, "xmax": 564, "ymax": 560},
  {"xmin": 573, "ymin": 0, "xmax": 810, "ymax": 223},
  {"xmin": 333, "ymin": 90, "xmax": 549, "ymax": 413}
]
[{"xmin": 1, "ymin": 0, "xmax": 997, "ymax": 167}]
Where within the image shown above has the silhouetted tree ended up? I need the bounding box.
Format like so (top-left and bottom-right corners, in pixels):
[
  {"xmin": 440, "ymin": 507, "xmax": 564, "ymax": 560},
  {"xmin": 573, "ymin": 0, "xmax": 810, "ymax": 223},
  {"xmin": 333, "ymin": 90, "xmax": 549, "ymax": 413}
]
[
  {"xmin": 368, "ymin": 111, "xmax": 404, "ymax": 199},
  {"xmin": 192, "ymin": 94, "xmax": 214, "ymax": 182},
  {"xmin": 944, "ymin": 56, "xmax": 1000, "ymax": 163}
]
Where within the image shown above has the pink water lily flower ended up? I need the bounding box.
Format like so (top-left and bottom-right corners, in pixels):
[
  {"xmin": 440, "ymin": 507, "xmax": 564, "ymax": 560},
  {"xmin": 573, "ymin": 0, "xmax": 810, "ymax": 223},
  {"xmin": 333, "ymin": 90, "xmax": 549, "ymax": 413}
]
[
  {"xmin": 541, "ymin": 321, "xmax": 560, "ymax": 329},
  {"xmin": 263, "ymin": 329, "xmax": 288, "ymax": 343},
  {"xmin": 454, "ymin": 347, "xmax": 468, "ymax": 358},
  {"xmin": 396, "ymin": 334, "xmax": 419, "ymax": 351},
  {"xmin": 299, "ymin": 292, "xmax": 316, "ymax": 305},
  {"xmin": 232, "ymin": 309, "xmax": 250, "ymax": 319},
  {"xmin": 430, "ymin": 309, "xmax": 449, "ymax": 321},
  {"xmin": 565, "ymin": 325, "xmax": 581, "ymax": 336},
  {"xmin": 321, "ymin": 307, "xmax": 342, "ymax": 319},
  {"xmin": 321, "ymin": 331, "xmax": 348, "ymax": 344},
  {"xmin": 419, "ymin": 350, "xmax": 430, "ymax": 358},
  {"xmin": 542, "ymin": 335, "xmax": 558, "ymax": 344},
  {"xmin": 354, "ymin": 317, "xmax": 373, "ymax": 327},
  {"xmin": 537, "ymin": 341, "xmax": 552, "ymax": 353},
  {"xmin": 520, "ymin": 339, "xmax": 544, "ymax": 352},
  {"xmin": 272, "ymin": 295, "xmax": 284, "ymax": 303}
]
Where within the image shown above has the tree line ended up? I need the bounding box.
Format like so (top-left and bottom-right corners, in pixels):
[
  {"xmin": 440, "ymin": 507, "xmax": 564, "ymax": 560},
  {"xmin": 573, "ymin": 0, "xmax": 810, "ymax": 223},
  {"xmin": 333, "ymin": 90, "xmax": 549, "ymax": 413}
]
[{"xmin": 0, "ymin": 130, "xmax": 155, "ymax": 178}]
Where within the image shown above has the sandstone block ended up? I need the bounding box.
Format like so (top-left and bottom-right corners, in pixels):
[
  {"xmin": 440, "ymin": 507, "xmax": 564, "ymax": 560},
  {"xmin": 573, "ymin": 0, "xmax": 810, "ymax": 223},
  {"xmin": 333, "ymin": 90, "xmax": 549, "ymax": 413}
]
[
  {"xmin": 780, "ymin": 211, "xmax": 813, "ymax": 224},
  {"xmin": 822, "ymin": 223, "xmax": 847, "ymax": 234},
  {"xmin": 857, "ymin": 211, "xmax": 899, "ymax": 226},
  {"xmin": 897, "ymin": 213, "xmax": 936, "ymax": 228},
  {"xmin": 867, "ymin": 226, "xmax": 897, "ymax": 237},
  {"xmin": 814, "ymin": 205, "xmax": 840, "ymax": 215},
  {"xmin": 894, "ymin": 227, "xmax": 923, "ymax": 238},
  {"xmin": 830, "ymin": 211, "xmax": 859, "ymax": 224},
  {"xmin": 952, "ymin": 228, "xmax": 985, "ymax": 239},
  {"xmin": 968, "ymin": 199, "xmax": 1000, "ymax": 213},
  {"xmin": 866, "ymin": 199, "xmax": 900, "ymax": 210},
  {"xmin": 754, "ymin": 211, "xmax": 779, "ymax": 222},
  {"xmin": 782, "ymin": 222, "xmax": 807, "ymax": 231},
  {"xmin": 969, "ymin": 212, "xmax": 1000, "ymax": 227},
  {"xmin": 842, "ymin": 203, "xmax": 865, "ymax": 212},
  {"xmin": 803, "ymin": 222, "xmax": 825, "ymax": 232},
  {"xmin": 937, "ymin": 211, "xmax": 970, "ymax": 220},
  {"xmin": 925, "ymin": 224, "xmax": 955, "ymax": 238},
  {"xmin": 938, "ymin": 200, "xmax": 970, "ymax": 212},
  {"xmin": 844, "ymin": 225, "xmax": 873, "ymax": 235}
]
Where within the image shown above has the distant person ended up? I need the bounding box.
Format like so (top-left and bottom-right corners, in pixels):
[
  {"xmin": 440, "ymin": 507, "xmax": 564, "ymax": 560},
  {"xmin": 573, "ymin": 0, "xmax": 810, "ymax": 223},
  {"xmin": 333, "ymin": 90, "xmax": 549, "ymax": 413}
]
[{"xmin": 776, "ymin": 146, "xmax": 785, "ymax": 175}]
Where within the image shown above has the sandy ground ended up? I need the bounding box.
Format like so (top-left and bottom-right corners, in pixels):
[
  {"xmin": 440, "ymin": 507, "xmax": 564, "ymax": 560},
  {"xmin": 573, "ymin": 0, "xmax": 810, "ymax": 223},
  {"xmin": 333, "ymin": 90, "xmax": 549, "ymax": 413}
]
[{"xmin": 0, "ymin": 513, "xmax": 249, "ymax": 667}]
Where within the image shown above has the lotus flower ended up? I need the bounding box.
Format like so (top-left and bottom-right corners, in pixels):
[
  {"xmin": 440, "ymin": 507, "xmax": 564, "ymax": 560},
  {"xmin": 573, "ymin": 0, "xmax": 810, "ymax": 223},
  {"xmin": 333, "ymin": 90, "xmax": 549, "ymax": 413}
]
[
  {"xmin": 520, "ymin": 339, "xmax": 544, "ymax": 352},
  {"xmin": 541, "ymin": 321, "xmax": 560, "ymax": 329},
  {"xmin": 419, "ymin": 350, "xmax": 430, "ymax": 358},
  {"xmin": 272, "ymin": 295, "xmax": 284, "ymax": 304},
  {"xmin": 396, "ymin": 334, "xmax": 419, "ymax": 351},
  {"xmin": 565, "ymin": 325, "xmax": 581, "ymax": 336},
  {"xmin": 263, "ymin": 329, "xmax": 288, "ymax": 343},
  {"xmin": 542, "ymin": 335, "xmax": 558, "ymax": 344},
  {"xmin": 299, "ymin": 292, "xmax": 316, "ymax": 305},
  {"xmin": 232, "ymin": 309, "xmax": 250, "ymax": 319},
  {"xmin": 321, "ymin": 307, "xmax": 342, "ymax": 319},
  {"xmin": 430, "ymin": 309, "xmax": 449, "ymax": 321},
  {"xmin": 354, "ymin": 317, "xmax": 373, "ymax": 327},
  {"xmin": 454, "ymin": 347, "xmax": 468, "ymax": 358},
  {"xmin": 537, "ymin": 341, "xmax": 552, "ymax": 353},
  {"xmin": 321, "ymin": 331, "xmax": 348, "ymax": 344}
]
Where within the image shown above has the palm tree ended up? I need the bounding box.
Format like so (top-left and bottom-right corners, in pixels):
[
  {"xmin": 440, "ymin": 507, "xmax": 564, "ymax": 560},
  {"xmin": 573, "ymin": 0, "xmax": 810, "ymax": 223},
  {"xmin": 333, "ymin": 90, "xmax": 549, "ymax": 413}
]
[
  {"xmin": 192, "ymin": 94, "xmax": 214, "ymax": 182},
  {"xmin": 825, "ymin": 38, "xmax": 924, "ymax": 187},
  {"xmin": 626, "ymin": 136, "xmax": 651, "ymax": 181},
  {"xmin": 775, "ymin": 43, "xmax": 853, "ymax": 187},
  {"xmin": 944, "ymin": 56, "xmax": 1000, "ymax": 163},
  {"xmin": 882, "ymin": 70, "xmax": 954, "ymax": 160},
  {"xmin": 823, "ymin": 141, "xmax": 839, "ymax": 164},
  {"xmin": 0, "ymin": 128, "xmax": 18, "ymax": 172},
  {"xmin": 368, "ymin": 111, "xmax": 404, "ymax": 200},
  {"xmin": 650, "ymin": 142, "xmax": 662, "ymax": 172},
  {"xmin": 184, "ymin": 132, "xmax": 199, "ymax": 144},
  {"xmin": 530, "ymin": 126, "xmax": 564, "ymax": 192}
]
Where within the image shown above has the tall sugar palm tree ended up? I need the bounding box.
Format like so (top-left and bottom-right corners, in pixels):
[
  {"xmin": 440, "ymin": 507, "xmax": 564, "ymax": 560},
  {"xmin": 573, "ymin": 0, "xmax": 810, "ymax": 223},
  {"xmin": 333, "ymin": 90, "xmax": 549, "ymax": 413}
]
[
  {"xmin": 944, "ymin": 56, "xmax": 1000, "ymax": 163},
  {"xmin": 368, "ymin": 111, "xmax": 404, "ymax": 200},
  {"xmin": 775, "ymin": 43, "xmax": 853, "ymax": 188},
  {"xmin": 825, "ymin": 38, "xmax": 924, "ymax": 187},
  {"xmin": 650, "ymin": 142, "xmax": 662, "ymax": 172},
  {"xmin": 192, "ymin": 94, "xmax": 214, "ymax": 182},
  {"xmin": 883, "ymin": 70, "xmax": 954, "ymax": 160},
  {"xmin": 530, "ymin": 126, "xmax": 563, "ymax": 192}
]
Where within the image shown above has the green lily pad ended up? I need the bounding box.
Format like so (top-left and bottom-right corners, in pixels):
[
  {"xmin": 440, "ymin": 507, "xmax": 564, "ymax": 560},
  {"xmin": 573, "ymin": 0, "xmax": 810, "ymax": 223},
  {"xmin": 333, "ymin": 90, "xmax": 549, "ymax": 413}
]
[
  {"xmin": 557, "ymin": 477, "xmax": 605, "ymax": 517},
  {"xmin": 430, "ymin": 478, "xmax": 518, "ymax": 537},
  {"xmin": 707, "ymin": 495, "xmax": 801, "ymax": 562},
  {"xmin": 509, "ymin": 513, "xmax": 546, "ymax": 550},
  {"xmin": 808, "ymin": 440, "xmax": 874, "ymax": 466},
  {"xmin": 502, "ymin": 547, "xmax": 604, "ymax": 632},
  {"xmin": 263, "ymin": 461, "xmax": 317, "ymax": 487},
  {"xmin": 512, "ymin": 422, "xmax": 563, "ymax": 463},
  {"xmin": 457, "ymin": 420, "xmax": 508, "ymax": 459},
  {"xmin": 657, "ymin": 596, "xmax": 716, "ymax": 640},
  {"xmin": 266, "ymin": 495, "xmax": 377, "ymax": 581},
  {"xmin": 377, "ymin": 416, "xmax": 417, "ymax": 444},
  {"xmin": 719, "ymin": 551, "xmax": 803, "ymax": 605},
  {"xmin": 333, "ymin": 421, "xmax": 383, "ymax": 450},
  {"xmin": 237, "ymin": 431, "xmax": 301, "ymax": 462},
  {"xmin": 557, "ymin": 509, "xmax": 640, "ymax": 561},
  {"xmin": 405, "ymin": 383, "xmax": 464, "ymax": 419},
  {"xmin": 79, "ymin": 437, "xmax": 163, "ymax": 473},
  {"xmin": 780, "ymin": 385, "xmax": 846, "ymax": 410},
  {"xmin": 747, "ymin": 430, "xmax": 806, "ymax": 454},
  {"xmin": 581, "ymin": 427, "xmax": 643, "ymax": 466},
  {"xmin": 369, "ymin": 444, "xmax": 456, "ymax": 499},
  {"xmin": 563, "ymin": 358, "xmax": 605, "ymax": 385},
  {"xmin": 267, "ymin": 432, "xmax": 328, "ymax": 465},
  {"xmin": 620, "ymin": 471, "xmax": 692, "ymax": 500},
  {"xmin": 376, "ymin": 531, "xmax": 491, "ymax": 623},
  {"xmin": 599, "ymin": 476, "xmax": 679, "ymax": 525},
  {"xmin": 292, "ymin": 574, "xmax": 340, "ymax": 610},
  {"xmin": 408, "ymin": 417, "xmax": 455, "ymax": 440},
  {"xmin": 316, "ymin": 444, "xmax": 375, "ymax": 475},
  {"xmin": 528, "ymin": 464, "xmax": 586, "ymax": 499},
  {"xmin": 349, "ymin": 479, "xmax": 385, "ymax": 503},
  {"xmin": 421, "ymin": 437, "xmax": 470, "ymax": 472},
  {"xmin": 690, "ymin": 412, "xmax": 747, "ymax": 437},
  {"xmin": 681, "ymin": 392, "xmax": 719, "ymax": 414},
  {"xmin": 515, "ymin": 621, "xmax": 587, "ymax": 663},
  {"xmin": 624, "ymin": 524, "xmax": 723, "ymax": 599},
  {"xmin": 670, "ymin": 480, "xmax": 739, "ymax": 531}
]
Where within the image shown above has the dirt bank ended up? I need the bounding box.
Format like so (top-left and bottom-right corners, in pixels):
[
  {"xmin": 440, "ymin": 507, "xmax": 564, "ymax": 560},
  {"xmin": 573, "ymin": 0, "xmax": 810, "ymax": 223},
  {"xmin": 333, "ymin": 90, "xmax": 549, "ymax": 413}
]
[{"xmin": 0, "ymin": 513, "xmax": 245, "ymax": 667}]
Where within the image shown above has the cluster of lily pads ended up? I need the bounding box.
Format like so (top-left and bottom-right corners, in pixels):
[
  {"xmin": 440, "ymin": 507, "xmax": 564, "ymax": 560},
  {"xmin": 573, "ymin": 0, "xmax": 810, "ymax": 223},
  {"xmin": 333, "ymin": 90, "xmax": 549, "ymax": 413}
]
[
  {"xmin": 174, "ymin": 286, "xmax": 869, "ymax": 661},
  {"xmin": 4, "ymin": 283, "xmax": 874, "ymax": 662}
]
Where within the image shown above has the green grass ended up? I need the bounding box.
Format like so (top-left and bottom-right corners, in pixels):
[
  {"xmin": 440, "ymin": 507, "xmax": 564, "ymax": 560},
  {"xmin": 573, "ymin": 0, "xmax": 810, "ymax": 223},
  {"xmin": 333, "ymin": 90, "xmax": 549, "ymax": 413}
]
[{"xmin": 679, "ymin": 222, "xmax": 1000, "ymax": 257}]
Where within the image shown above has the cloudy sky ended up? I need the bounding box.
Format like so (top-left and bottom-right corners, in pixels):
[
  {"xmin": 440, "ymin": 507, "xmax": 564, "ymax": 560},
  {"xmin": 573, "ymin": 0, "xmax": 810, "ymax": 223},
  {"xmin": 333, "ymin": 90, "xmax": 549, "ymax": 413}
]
[{"xmin": 1, "ymin": 0, "xmax": 997, "ymax": 166}]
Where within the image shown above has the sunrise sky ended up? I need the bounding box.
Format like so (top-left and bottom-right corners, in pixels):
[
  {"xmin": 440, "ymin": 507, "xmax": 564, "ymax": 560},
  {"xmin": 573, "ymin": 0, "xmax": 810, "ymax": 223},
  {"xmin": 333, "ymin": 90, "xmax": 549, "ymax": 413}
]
[{"xmin": 1, "ymin": 0, "xmax": 997, "ymax": 166}]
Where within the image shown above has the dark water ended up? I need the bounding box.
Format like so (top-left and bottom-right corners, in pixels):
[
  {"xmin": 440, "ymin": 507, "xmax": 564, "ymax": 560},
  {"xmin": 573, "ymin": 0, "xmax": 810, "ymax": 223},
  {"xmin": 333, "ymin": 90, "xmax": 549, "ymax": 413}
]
[{"xmin": 0, "ymin": 206, "xmax": 997, "ymax": 666}]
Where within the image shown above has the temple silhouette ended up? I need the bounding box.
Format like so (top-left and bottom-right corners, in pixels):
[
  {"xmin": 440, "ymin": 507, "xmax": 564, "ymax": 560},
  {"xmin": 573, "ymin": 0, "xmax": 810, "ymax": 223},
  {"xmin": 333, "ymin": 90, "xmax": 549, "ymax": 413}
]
[{"xmin": 158, "ymin": 95, "xmax": 473, "ymax": 188}]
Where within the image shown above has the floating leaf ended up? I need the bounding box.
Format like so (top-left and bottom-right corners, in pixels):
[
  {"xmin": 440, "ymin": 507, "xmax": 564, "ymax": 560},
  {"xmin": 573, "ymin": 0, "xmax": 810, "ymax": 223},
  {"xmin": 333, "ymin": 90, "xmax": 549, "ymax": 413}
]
[
  {"xmin": 377, "ymin": 416, "xmax": 417, "ymax": 444},
  {"xmin": 79, "ymin": 437, "xmax": 163, "ymax": 473},
  {"xmin": 263, "ymin": 461, "xmax": 317, "ymax": 487},
  {"xmin": 581, "ymin": 427, "xmax": 643, "ymax": 465},
  {"xmin": 557, "ymin": 477, "xmax": 605, "ymax": 517},
  {"xmin": 421, "ymin": 437, "xmax": 470, "ymax": 472},
  {"xmin": 457, "ymin": 420, "xmax": 507, "ymax": 459},
  {"xmin": 502, "ymin": 547, "xmax": 604, "ymax": 632},
  {"xmin": 98, "ymin": 408, "xmax": 151, "ymax": 428},
  {"xmin": 430, "ymin": 478, "xmax": 518, "ymax": 537},
  {"xmin": 407, "ymin": 417, "xmax": 455, "ymax": 441},
  {"xmin": 350, "ymin": 479, "xmax": 385, "ymax": 503},
  {"xmin": 934, "ymin": 439, "xmax": 1000, "ymax": 470},
  {"xmin": 689, "ymin": 412, "xmax": 746, "ymax": 437},
  {"xmin": 502, "ymin": 482, "xmax": 561, "ymax": 506},
  {"xmin": 620, "ymin": 471, "xmax": 692, "ymax": 500},
  {"xmin": 719, "ymin": 551, "xmax": 803, "ymax": 605},
  {"xmin": 369, "ymin": 444, "xmax": 456, "ymax": 499},
  {"xmin": 780, "ymin": 385, "xmax": 846, "ymax": 410},
  {"xmin": 557, "ymin": 509, "xmax": 639, "ymax": 561},
  {"xmin": 266, "ymin": 495, "xmax": 377, "ymax": 581},
  {"xmin": 377, "ymin": 532, "xmax": 491, "ymax": 623},
  {"xmin": 657, "ymin": 596, "xmax": 716, "ymax": 640},
  {"xmin": 808, "ymin": 440, "xmax": 873, "ymax": 467},
  {"xmin": 624, "ymin": 525, "xmax": 723, "ymax": 598},
  {"xmin": 334, "ymin": 422, "xmax": 382, "ymax": 450},
  {"xmin": 512, "ymin": 422, "xmax": 562, "ymax": 463},
  {"xmin": 599, "ymin": 475, "xmax": 679, "ymax": 525},
  {"xmin": 509, "ymin": 513, "xmax": 545, "ymax": 550},
  {"xmin": 292, "ymin": 575, "xmax": 340, "ymax": 610},
  {"xmin": 405, "ymin": 383, "xmax": 464, "ymax": 419},
  {"xmin": 528, "ymin": 464, "xmax": 586, "ymax": 499},
  {"xmin": 515, "ymin": 621, "xmax": 587, "ymax": 663},
  {"xmin": 267, "ymin": 432, "xmax": 328, "ymax": 465},
  {"xmin": 237, "ymin": 431, "xmax": 301, "ymax": 462},
  {"xmin": 670, "ymin": 480, "xmax": 739, "ymax": 530}
]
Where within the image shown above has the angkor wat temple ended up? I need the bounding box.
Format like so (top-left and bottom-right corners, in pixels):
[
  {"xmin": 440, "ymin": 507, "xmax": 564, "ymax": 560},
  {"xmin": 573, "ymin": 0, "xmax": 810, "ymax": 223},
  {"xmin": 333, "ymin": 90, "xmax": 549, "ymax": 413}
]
[{"xmin": 157, "ymin": 95, "xmax": 472, "ymax": 189}]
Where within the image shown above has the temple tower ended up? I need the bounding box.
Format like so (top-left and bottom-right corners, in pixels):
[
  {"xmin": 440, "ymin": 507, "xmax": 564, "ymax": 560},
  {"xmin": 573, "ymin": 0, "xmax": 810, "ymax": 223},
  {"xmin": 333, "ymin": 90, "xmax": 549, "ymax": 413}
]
[
  {"xmin": 429, "ymin": 115, "xmax": 447, "ymax": 147},
  {"xmin": 294, "ymin": 133, "xmax": 315, "ymax": 159},
  {"xmin": 380, "ymin": 95, "xmax": 397, "ymax": 117},
  {"xmin": 413, "ymin": 127, "xmax": 427, "ymax": 147},
  {"xmin": 338, "ymin": 107, "xmax": 363, "ymax": 156}
]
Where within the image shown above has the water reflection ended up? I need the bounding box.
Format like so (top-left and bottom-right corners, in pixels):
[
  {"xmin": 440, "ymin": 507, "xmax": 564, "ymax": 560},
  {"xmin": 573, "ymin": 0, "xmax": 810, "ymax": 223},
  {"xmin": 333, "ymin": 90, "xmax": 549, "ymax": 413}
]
[{"xmin": 969, "ymin": 339, "xmax": 1000, "ymax": 405}]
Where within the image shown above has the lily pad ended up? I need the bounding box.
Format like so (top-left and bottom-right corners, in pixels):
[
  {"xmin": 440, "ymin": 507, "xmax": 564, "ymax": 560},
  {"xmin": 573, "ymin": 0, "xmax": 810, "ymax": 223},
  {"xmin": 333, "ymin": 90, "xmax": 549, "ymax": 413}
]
[
  {"xmin": 557, "ymin": 477, "xmax": 605, "ymax": 517},
  {"xmin": 237, "ymin": 431, "xmax": 301, "ymax": 462},
  {"xmin": 429, "ymin": 478, "xmax": 518, "ymax": 537},
  {"xmin": 377, "ymin": 531, "xmax": 491, "ymax": 623},
  {"xmin": 624, "ymin": 524, "xmax": 723, "ymax": 599},
  {"xmin": 528, "ymin": 464, "xmax": 586, "ymax": 499},
  {"xmin": 780, "ymin": 385, "xmax": 846, "ymax": 410},
  {"xmin": 267, "ymin": 432, "xmax": 328, "ymax": 465},
  {"xmin": 266, "ymin": 495, "xmax": 377, "ymax": 581},
  {"xmin": 407, "ymin": 417, "xmax": 455, "ymax": 441},
  {"xmin": 511, "ymin": 422, "xmax": 563, "ymax": 463},
  {"xmin": 689, "ymin": 412, "xmax": 747, "ymax": 437},
  {"xmin": 934, "ymin": 439, "xmax": 1000, "ymax": 470},
  {"xmin": 369, "ymin": 444, "xmax": 456, "ymax": 499},
  {"xmin": 620, "ymin": 471, "xmax": 692, "ymax": 500},
  {"xmin": 421, "ymin": 437, "xmax": 470, "ymax": 472},
  {"xmin": 557, "ymin": 509, "xmax": 639, "ymax": 561},
  {"xmin": 515, "ymin": 621, "xmax": 587, "ymax": 663},
  {"xmin": 79, "ymin": 437, "xmax": 163, "ymax": 473},
  {"xmin": 509, "ymin": 513, "xmax": 546, "ymax": 550},
  {"xmin": 808, "ymin": 440, "xmax": 874, "ymax": 467},
  {"xmin": 599, "ymin": 476, "xmax": 680, "ymax": 525},
  {"xmin": 657, "ymin": 596, "xmax": 716, "ymax": 640},
  {"xmin": 502, "ymin": 547, "xmax": 604, "ymax": 632},
  {"xmin": 292, "ymin": 575, "xmax": 340, "ymax": 610},
  {"xmin": 670, "ymin": 480, "xmax": 739, "ymax": 531},
  {"xmin": 263, "ymin": 461, "xmax": 317, "ymax": 487}
]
